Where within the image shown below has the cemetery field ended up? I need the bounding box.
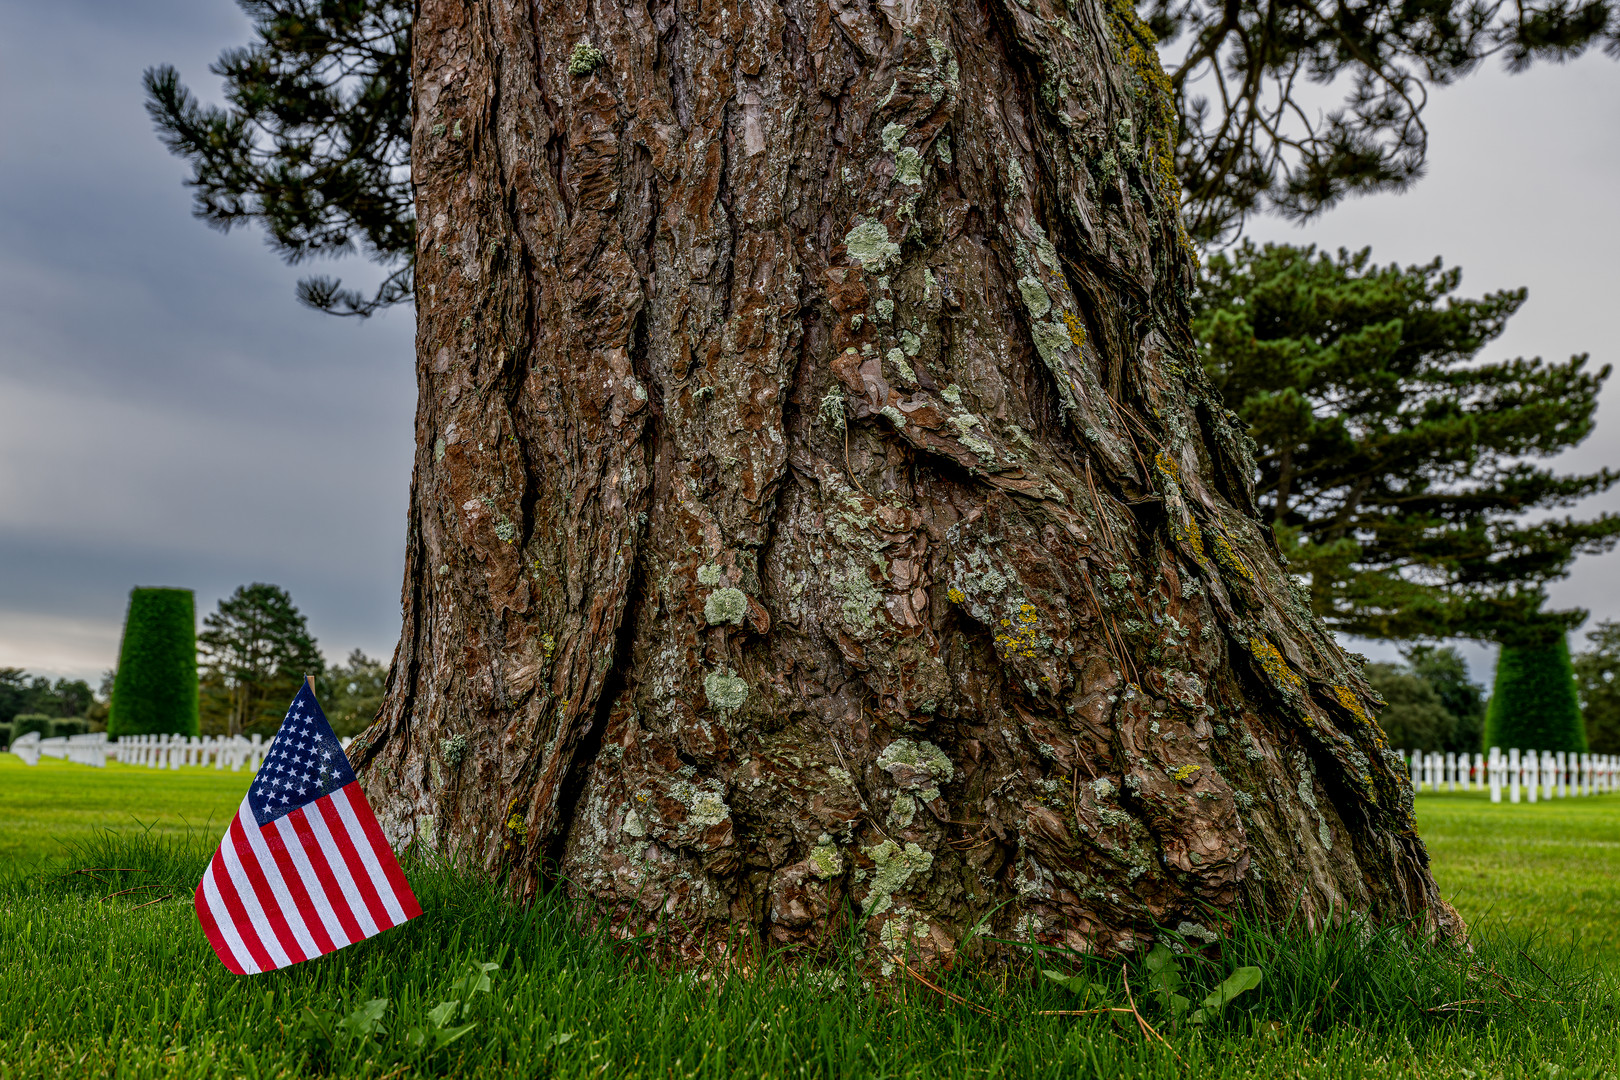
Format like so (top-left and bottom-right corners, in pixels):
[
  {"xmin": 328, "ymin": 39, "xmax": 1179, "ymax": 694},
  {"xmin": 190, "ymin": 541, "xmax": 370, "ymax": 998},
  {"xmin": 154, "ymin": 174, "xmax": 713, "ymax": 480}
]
[
  {"xmin": 0, "ymin": 754, "xmax": 248, "ymax": 865},
  {"xmin": 1, "ymin": 767, "xmax": 1618, "ymax": 1077}
]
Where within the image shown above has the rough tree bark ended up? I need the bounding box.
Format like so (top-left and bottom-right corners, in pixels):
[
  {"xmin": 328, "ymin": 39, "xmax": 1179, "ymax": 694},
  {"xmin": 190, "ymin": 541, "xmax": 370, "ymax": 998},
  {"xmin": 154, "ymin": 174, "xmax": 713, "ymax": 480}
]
[{"xmin": 352, "ymin": 0, "xmax": 1459, "ymax": 963}]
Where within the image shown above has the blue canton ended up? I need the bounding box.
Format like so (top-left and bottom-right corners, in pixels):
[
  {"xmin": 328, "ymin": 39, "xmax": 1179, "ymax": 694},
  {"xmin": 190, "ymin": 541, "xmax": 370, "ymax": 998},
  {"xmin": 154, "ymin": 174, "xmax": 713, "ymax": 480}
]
[{"xmin": 247, "ymin": 682, "xmax": 357, "ymax": 827}]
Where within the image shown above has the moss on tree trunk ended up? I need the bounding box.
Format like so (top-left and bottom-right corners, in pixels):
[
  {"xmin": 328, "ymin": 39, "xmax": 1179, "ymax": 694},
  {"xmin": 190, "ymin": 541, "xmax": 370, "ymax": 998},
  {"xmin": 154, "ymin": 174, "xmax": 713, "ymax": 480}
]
[{"xmin": 352, "ymin": 0, "xmax": 1458, "ymax": 964}]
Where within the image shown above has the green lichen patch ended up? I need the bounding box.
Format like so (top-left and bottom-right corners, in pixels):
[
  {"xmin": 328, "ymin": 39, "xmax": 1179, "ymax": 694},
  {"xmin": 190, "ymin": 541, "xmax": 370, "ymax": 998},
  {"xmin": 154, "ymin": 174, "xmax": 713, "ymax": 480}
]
[
  {"xmin": 1018, "ymin": 277, "xmax": 1052, "ymax": 319},
  {"xmin": 818, "ymin": 388, "xmax": 846, "ymax": 431},
  {"xmin": 704, "ymin": 587, "xmax": 748, "ymax": 625},
  {"xmin": 888, "ymin": 792, "xmax": 918, "ymax": 828},
  {"xmin": 1031, "ymin": 225, "xmax": 1062, "ymax": 273},
  {"xmin": 621, "ymin": 809, "xmax": 649, "ymax": 837},
  {"xmin": 879, "ymin": 405, "xmax": 908, "ymax": 428},
  {"xmin": 833, "ymin": 556, "xmax": 884, "ymax": 635},
  {"xmin": 843, "ymin": 220, "xmax": 901, "ymax": 271},
  {"xmin": 876, "ymin": 738, "xmax": 954, "ymax": 803},
  {"xmin": 935, "ymin": 136, "xmax": 952, "ymax": 163},
  {"xmin": 703, "ymin": 670, "xmax": 749, "ymax": 711},
  {"xmin": 948, "ymin": 413, "xmax": 997, "ymax": 463},
  {"xmin": 567, "ymin": 41, "xmax": 604, "ymax": 75},
  {"xmin": 1005, "ymin": 156, "xmax": 1026, "ymax": 199},
  {"xmin": 862, "ymin": 839, "xmax": 934, "ymax": 919},
  {"xmin": 894, "ymin": 147, "xmax": 923, "ymax": 186},
  {"xmin": 1030, "ymin": 319, "xmax": 1075, "ymax": 365},
  {"xmin": 886, "ymin": 348, "xmax": 917, "ymax": 384},
  {"xmin": 696, "ymin": 562, "xmax": 723, "ymax": 586},
  {"xmin": 881, "ymin": 122, "xmax": 908, "ymax": 152},
  {"xmin": 809, "ymin": 838, "xmax": 844, "ymax": 879},
  {"xmin": 439, "ymin": 733, "xmax": 468, "ymax": 767}
]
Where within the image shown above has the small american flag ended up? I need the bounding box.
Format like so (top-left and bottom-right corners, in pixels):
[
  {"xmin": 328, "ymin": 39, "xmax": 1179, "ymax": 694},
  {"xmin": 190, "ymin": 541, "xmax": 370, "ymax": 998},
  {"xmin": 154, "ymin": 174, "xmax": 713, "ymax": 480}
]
[{"xmin": 195, "ymin": 681, "xmax": 420, "ymax": 974}]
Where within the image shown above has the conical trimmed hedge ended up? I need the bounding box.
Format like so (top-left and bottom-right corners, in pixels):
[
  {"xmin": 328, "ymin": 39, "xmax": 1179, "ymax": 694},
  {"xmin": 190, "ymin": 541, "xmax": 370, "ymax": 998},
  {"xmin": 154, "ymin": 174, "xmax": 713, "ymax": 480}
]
[
  {"xmin": 108, "ymin": 587, "xmax": 199, "ymax": 737},
  {"xmin": 1484, "ymin": 636, "xmax": 1587, "ymax": 753}
]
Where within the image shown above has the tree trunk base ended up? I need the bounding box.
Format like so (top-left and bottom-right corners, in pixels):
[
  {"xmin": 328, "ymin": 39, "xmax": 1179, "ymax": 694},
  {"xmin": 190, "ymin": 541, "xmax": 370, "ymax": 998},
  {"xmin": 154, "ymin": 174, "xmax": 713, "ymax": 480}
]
[{"xmin": 354, "ymin": 0, "xmax": 1455, "ymax": 965}]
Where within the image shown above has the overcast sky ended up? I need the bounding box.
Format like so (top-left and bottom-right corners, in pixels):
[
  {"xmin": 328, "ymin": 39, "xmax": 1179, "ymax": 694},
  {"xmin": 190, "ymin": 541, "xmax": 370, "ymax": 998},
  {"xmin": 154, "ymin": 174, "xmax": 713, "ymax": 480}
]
[{"xmin": 1, "ymin": 2, "xmax": 1617, "ymax": 689}]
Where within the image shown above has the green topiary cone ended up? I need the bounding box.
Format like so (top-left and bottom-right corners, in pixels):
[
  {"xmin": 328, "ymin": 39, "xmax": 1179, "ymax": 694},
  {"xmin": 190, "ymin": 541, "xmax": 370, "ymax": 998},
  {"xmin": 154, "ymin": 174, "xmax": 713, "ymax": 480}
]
[
  {"xmin": 1484, "ymin": 636, "xmax": 1587, "ymax": 753},
  {"xmin": 108, "ymin": 587, "xmax": 199, "ymax": 738}
]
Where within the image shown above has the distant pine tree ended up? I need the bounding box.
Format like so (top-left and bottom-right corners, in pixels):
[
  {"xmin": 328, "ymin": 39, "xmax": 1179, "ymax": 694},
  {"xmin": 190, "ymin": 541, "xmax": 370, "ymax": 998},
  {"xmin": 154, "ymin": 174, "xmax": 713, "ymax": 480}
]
[
  {"xmin": 108, "ymin": 588, "xmax": 200, "ymax": 738},
  {"xmin": 197, "ymin": 583, "xmax": 322, "ymax": 737}
]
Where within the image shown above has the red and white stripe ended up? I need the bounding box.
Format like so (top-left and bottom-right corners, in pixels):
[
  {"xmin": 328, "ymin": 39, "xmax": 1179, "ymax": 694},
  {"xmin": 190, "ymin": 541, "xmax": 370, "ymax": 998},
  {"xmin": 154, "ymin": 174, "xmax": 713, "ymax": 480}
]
[{"xmin": 194, "ymin": 782, "xmax": 421, "ymax": 974}]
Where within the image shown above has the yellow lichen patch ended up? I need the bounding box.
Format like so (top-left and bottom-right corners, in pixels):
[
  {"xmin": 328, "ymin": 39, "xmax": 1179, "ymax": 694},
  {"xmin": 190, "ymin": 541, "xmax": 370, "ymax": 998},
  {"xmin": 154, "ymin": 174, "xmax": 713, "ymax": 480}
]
[
  {"xmin": 1249, "ymin": 636, "xmax": 1304, "ymax": 695},
  {"xmin": 1169, "ymin": 764, "xmax": 1200, "ymax": 783},
  {"xmin": 1156, "ymin": 455, "xmax": 1207, "ymax": 561},
  {"xmin": 1062, "ymin": 310, "xmax": 1087, "ymax": 347},
  {"xmin": 947, "ymin": 586, "xmax": 966, "ymax": 604},
  {"xmin": 1175, "ymin": 519, "xmax": 1207, "ymax": 561},
  {"xmin": 993, "ymin": 603, "xmax": 1043, "ymax": 660},
  {"xmin": 504, "ymin": 798, "xmax": 529, "ymax": 852},
  {"xmin": 1331, "ymin": 683, "xmax": 1373, "ymax": 726},
  {"xmin": 1103, "ymin": 0, "xmax": 1193, "ymax": 254},
  {"xmin": 1208, "ymin": 527, "xmax": 1253, "ymax": 581}
]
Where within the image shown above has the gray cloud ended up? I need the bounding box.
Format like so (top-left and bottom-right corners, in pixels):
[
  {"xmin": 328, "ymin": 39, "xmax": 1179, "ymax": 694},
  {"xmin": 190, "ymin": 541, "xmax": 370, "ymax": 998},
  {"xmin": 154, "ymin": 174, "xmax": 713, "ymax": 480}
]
[{"xmin": 0, "ymin": 0, "xmax": 415, "ymax": 676}]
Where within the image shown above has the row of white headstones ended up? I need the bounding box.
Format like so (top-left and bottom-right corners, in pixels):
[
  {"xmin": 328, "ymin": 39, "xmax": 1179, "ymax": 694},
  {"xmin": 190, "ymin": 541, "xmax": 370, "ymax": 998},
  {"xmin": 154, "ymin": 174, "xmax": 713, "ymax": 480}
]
[
  {"xmin": 1400, "ymin": 747, "xmax": 1618, "ymax": 802},
  {"xmin": 7, "ymin": 731, "xmax": 350, "ymax": 771}
]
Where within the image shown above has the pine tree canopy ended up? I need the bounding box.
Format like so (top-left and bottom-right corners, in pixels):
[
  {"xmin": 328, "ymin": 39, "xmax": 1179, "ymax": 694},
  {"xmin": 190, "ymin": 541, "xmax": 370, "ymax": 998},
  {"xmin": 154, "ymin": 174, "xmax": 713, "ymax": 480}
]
[
  {"xmin": 144, "ymin": 0, "xmax": 1617, "ymax": 310},
  {"xmin": 1196, "ymin": 241, "xmax": 1620, "ymax": 643},
  {"xmin": 143, "ymin": 0, "xmax": 412, "ymax": 316},
  {"xmin": 1149, "ymin": 0, "xmax": 1618, "ymax": 241}
]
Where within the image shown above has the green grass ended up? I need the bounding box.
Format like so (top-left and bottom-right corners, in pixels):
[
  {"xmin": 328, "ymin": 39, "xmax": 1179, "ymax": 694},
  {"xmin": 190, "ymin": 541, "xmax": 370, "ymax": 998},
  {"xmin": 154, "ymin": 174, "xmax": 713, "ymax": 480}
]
[
  {"xmin": 0, "ymin": 754, "xmax": 247, "ymax": 865},
  {"xmin": 2, "ymin": 761, "xmax": 1619, "ymax": 1077},
  {"xmin": 1416, "ymin": 789, "xmax": 1620, "ymax": 963}
]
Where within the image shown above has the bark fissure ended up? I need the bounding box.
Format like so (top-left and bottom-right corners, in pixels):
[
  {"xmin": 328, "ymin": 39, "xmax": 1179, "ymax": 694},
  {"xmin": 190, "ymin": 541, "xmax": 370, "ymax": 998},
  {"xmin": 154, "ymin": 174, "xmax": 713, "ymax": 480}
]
[{"xmin": 365, "ymin": 0, "xmax": 1456, "ymax": 963}]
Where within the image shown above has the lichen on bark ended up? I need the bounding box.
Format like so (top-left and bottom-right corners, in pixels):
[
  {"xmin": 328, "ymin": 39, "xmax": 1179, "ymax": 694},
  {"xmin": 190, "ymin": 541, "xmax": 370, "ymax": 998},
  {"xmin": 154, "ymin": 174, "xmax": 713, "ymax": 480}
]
[{"xmin": 354, "ymin": 0, "xmax": 1459, "ymax": 970}]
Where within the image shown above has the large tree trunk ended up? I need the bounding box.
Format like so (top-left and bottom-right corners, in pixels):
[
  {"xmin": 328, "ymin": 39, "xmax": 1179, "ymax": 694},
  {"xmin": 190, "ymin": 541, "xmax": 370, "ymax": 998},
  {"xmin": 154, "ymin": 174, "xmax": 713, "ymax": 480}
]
[{"xmin": 353, "ymin": 0, "xmax": 1457, "ymax": 963}]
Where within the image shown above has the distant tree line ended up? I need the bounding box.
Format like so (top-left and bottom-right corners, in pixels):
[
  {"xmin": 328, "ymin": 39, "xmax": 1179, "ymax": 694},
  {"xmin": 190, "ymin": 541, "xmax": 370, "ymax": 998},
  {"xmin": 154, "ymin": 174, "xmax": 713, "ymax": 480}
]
[
  {"xmin": 1575, "ymin": 621, "xmax": 1620, "ymax": 754},
  {"xmin": 0, "ymin": 585, "xmax": 386, "ymax": 748},
  {"xmin": 0, "ymin": 670, "xmax": 98, "ymax": 725}
]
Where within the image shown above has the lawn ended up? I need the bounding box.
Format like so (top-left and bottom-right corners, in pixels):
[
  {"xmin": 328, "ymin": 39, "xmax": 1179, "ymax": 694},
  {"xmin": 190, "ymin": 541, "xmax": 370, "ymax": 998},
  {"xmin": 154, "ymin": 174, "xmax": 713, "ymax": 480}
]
[
  {"xmin": 1, "ymin": 757, "xmax": 1617, "ymax": 1078},
  {"xmin": 0, "ymin": 753, "xmax": 248, "ymax": 864},
  {"xmin": 1416, "ymin": 790, "xmax": 1620, "ymax": 962}
]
